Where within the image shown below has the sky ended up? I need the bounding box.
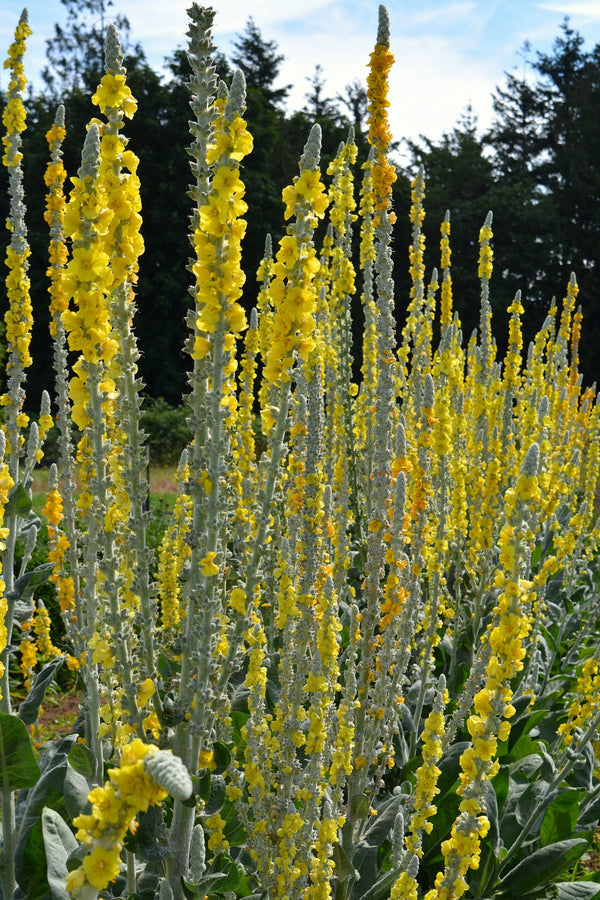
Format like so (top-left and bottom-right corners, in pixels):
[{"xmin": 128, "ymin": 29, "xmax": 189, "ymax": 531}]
[{"xmin": 3, "ymin": 0, "xmax": 600, "ymax": 157}]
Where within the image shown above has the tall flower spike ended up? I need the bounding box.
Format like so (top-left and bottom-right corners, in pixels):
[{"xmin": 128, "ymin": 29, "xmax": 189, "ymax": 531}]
[
  {"xmin": 261, "ymin": 123, "xmax": 327, "ymax": 394},
  {"xmin": 2, "ymin": 9, "xmax": 34, "ymax": 441}
]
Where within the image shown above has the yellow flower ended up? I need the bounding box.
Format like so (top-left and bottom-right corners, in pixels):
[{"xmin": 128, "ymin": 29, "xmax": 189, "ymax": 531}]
[
  {"xmin": 294, "ymin": 169, "xmax": 328, "ymax": 217},
  {"xmin": 82, "ymin": 845, "xmax": 122, "ymax": 889},
  {"xmin": 67, "ymin": 245, "xmax": 110, "ymax": 283},
  {"xmin": 42, "ymin": 488, "xmax": 64, "ymax": 526},
  {"xmin": 92, "ymin": 73, "xmax": 137, "ymax": 117},
  {"xmin": 138, "ymin": 677, "xmax": 156, "ymax": 707},
  {"xmin": 109, "ymin": 760, "xmax": 167, "ymax": 812},
  {"xmin": 89, "ymin": 784, "xmax": 122, "ymax": 824},
  {"xmin": 89, "ymin": 632, "xmax": 115, "ymax": 668},
  {"xmin": 212, "ymin": 165, "xmax": 245, "ymax": 199},
  {"xmin": 199, "ymin": 551, "xmax": 219, "ymax": 577},
  {"xmin": 230, "ymin": 587, "xmax": 247, "ymax": 614}
]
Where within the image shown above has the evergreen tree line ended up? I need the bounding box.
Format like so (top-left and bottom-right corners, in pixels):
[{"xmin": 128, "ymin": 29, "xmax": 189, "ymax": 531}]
[{"xmin": 1, "ymin": 0, "xmax": 599, "ymax": 408}]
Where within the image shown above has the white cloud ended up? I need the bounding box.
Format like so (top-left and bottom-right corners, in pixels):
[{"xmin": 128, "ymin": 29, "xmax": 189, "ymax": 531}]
[
  {"xmin": 536, "ymin": 0, "xmax": 600, "ymax": 17},
  {"xmin": 4, "ymin": 0, "xmax": 600, "ymax": 156}
]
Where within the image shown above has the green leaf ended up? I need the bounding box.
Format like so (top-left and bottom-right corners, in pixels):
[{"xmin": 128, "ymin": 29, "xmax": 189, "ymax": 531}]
[
  {"xmin": 157, "ymin": 652, "xmax": 179, "ymax": 680},
  {"xmin": 231, "ymin": 709, "xmax": 249, "ymax": 745},
  {"xmin": 18, "ymin": 656, "xmax": 64, "ymax": 725},
  {"xmin": 42, "ymin": 807, "xmax": 79, "ymax": 900},
  {"xmin": 196, "ymin": 767, "xmax": 212, "ymax": 800},
  {"xmin": 516, "ymin": 778, "xmax": 556, "ymax": 827},
  {"xmin": 333, "ymin": 842, "xmax": 359, "ymax": 881},
  {"xmin": 205, "ymin": 854, "xmax": 241, "ymax": 891},
  {"xmin": 12, "ymin": 596, "xmax": 35, "ymax": 622},
  {"xmin": 63, "ymin": 762, "xmax": 92, "ymax": 819},
  {"xmin": 213, "ymin": 740, "xmax": 231, "ymax": 772},
  {"xmin": 0, "ymin": 710, "xmax": 41, "ymax": 792},
  {"xmin": 6, "ymin": 482, "xmax": 32, "ymax": 518},
  {"xmin": 498, "ymin": 839, "xmax": 589, "ymax": 895},
  {"xmin": 183, "ymin": 872, "xmax": 229, "ymax": 896},
  {"xmin": 493, "ymin": 765, "xmax": 510, "ymax": 812},
  {"xmin": 556, "ymin": 884, "xmax": 600, "ymax": 899},
  {"xmin": 14, "ymin": 736, "xmax": 75, "ymax": 852},
  {"xmin": 362, "ymin": 793, "xmax": 403, "ymax": 846},
  {"xmin": 355, "ymin": 866, "xmax": 403, "ymax": 900},
  {"xmin": 204, "ymin": 773, "xmax": 226, "ymax": 816},
  {"xmin": 129, "ymin": 805, "xmax": 170, "ymax": 862},
  {"xmin": 540, "ymin": 790, "xmax": 582, "ymax": 846},
  {"xmin": 349, "ymin": 792, "xmax": 370, "ymax": 821},
  {"xmin": 68, "ymin": 742, "xmax": 95, "ymax": 779},
  {"xmin": 7, "ymin": 562, "xmax": 54, "ymax": 602},
  {"xmin": 219, "ymin": 798, "xmax": 247, "ymax": 848},
  {"xmin": 480, "ymin": 777, "xmax": 500, "ymax": 855},
  {"xmin": 436, "ymin": 742, "xmax": 471, "ymax": 798},
  {"xmin": 15, "ymin": 817, "xmax": 50, "ymax": 900}
]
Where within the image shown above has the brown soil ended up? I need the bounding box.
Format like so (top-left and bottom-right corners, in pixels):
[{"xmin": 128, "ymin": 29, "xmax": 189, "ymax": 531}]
[{"xmin": 37, "ymin": 691, "xmax": 82, "ymax": 738}]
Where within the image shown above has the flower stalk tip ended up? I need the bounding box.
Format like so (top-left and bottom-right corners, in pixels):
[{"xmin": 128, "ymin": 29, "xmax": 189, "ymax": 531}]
[
  {"xmin": 377, "ymin": 5, "xmax": 390, "ymax": 47},
  {"xmin": 300, "ymin": 123, "xmax": 322, "ymax": 171},
  {"xmin": 104, "ymin": 23, "xmax": 124, "ymax": 75}
]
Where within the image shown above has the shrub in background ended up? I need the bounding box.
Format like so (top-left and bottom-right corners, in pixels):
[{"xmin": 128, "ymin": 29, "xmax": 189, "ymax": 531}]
[{"xmin": 140, "ymin": 396, "xmax": 190, "ymax": 468}]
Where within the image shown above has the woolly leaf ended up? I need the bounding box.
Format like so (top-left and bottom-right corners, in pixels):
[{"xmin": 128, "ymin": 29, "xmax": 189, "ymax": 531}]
[{"xmin": 145, "ymin": 749, "xmax": 193, "ymax": 800}]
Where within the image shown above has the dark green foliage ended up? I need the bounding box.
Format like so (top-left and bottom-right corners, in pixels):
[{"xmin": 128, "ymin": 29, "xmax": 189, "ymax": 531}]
[
  {"xmin": 140, "ymin": 396, "xmax": 190, "ymax": 467},
  {"xmin": 406, "ymin": 108, "xmax": 498, "ymax": 344}
]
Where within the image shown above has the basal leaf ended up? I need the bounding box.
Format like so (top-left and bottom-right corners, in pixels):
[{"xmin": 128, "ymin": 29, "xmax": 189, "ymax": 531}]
[
  {"xmin": 498, "ymin": 838, "xmax": 588, "ymax": 895},
  {"xmin": 42, "ymin": 807, "xmax": 79, "ymax": 900},
  {"xmin": 540, "ymin": 790, "xmax": 582, "ymax": 846},
  {"xmin": 0, "ymin": 710, "xmax": 41, "ymax": 792},
  {"xmin": 556, "ymin": 883, "xmax": 600, "ymax": 899}
]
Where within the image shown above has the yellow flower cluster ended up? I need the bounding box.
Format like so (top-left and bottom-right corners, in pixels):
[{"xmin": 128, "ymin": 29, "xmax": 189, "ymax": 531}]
[
  {"xmin": 439, "ymin": 213, "xmax": 453, "ymax": 328},
  {"xmin": 477, "ymin": 220, "xmax": 494, "ymax": 281},
  {"xmin": 261, "ymin": 131, "xmax": 328, "ymax": 398},
  {"xmin": 558, "ymin": 656, "xmax": 600, "ymax": 747},
  {"xmin": 61, "ymin": 56, "xmax": 143, "ymax": 436},
  {"xmin": 43, "ymin": 487, "xmax": 76, "ymax": 616},
  {"xmin": 45, "ymin": 115, "xmax": 69, "ymax": 334},
  {"xmin": 3, "ymin": 245, "xmax": 33, "ymax": 374},
  {"xmin": 66, "ymin": 740, "xmax": 172, "ymax": 893},
  {"xmin": 2, "ymin": 15, "xmax": 34, "ymax": 390},
  {"xmin": 1, "ymin": 15, "xmax": 31, "ymax": 167},
  {"xmin": 18, "ymin": 633, "xmax": 38, "ymax": 691},
  {"xmin": 191, "ymin": 95, "xmax": 253, "ymax": 361},
  {"xmin": 405, "ymin": 696, "xmax": 446, "ymax": 858},
  {"xmin": 158, "ymin": 489, "xmax": 191, "ymax": 633},
  {"xmin": 61, "ymin": 136, "xmax": 116, "ymax": 430},
  {"xmin": 365, "ymin": 9, "xmax": 397, "ymax": 224}
]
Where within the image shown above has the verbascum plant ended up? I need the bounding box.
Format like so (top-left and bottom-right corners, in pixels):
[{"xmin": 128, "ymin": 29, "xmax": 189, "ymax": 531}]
[
  {"xmin": 4, "ymin": 4, "xmax": 600, "ymax": 900},
  {"xmin": 1, "ymin": 15, "xmax": 55, "ymax": 900},
  {"xmin": 1, "ymin": 10, "xmax": 31, "ymax": 707},
  {"xmin": 168, "ymin": 8, "xmax": 254, "ymax": 890},
  {"xmin": 44, "ymin": 110, "xmax": 82, "ymax": 648},
  {"xmin": 92, "ymin": 24, "xmax": 157, "ymax": 744}
]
